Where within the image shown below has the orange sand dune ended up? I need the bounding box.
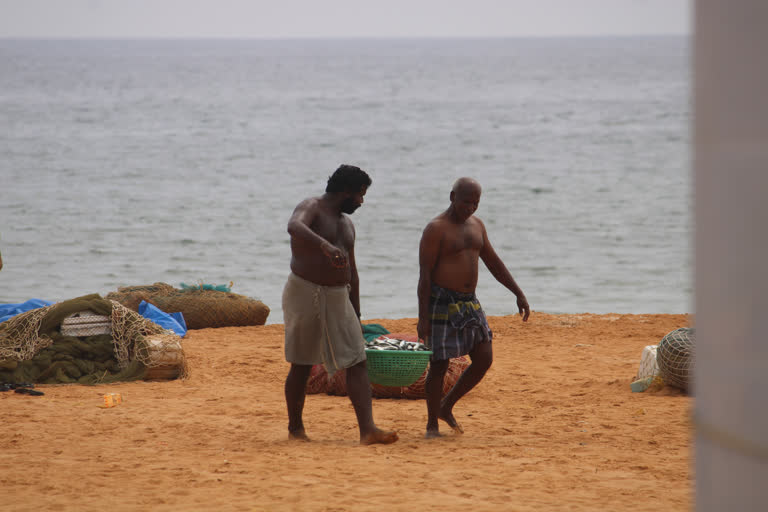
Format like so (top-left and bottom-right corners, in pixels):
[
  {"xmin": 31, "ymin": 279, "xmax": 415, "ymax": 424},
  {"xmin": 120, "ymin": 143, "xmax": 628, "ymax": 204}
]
[{"xmin": 2, "ymin": 313, "xmax": 692, "ymax": 512}]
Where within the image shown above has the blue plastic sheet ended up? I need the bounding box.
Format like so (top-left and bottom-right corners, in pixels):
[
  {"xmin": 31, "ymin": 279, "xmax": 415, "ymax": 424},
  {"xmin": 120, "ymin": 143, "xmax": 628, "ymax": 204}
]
[
  {"xmin": 138, "ymin": 300, "xmax": 187, "ymax": 337},
  {"xmin": 0, "ymin": 298, "xmax": 54, "ymax": 324}
]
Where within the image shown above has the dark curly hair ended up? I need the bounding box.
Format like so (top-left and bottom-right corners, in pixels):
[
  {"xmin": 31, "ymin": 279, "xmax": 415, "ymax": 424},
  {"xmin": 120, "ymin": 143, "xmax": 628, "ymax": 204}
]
[{"xmin": 326, "ymin": 164, "xmax": 372, "ymax": 193}]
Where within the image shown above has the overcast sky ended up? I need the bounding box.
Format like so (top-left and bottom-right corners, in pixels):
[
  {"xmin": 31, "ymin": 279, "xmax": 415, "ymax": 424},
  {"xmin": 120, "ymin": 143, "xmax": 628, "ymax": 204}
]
[{"xmin": 0, "ymin": 0, "xmax": 690, "ymax": 38}]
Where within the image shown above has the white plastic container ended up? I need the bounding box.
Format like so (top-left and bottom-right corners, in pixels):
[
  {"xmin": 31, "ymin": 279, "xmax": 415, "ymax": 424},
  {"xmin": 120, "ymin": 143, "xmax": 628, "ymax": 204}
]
[
  {"xmin": 60, "ymin": 310, "xmax": 111, "ymax": 337},
  {"xmin": 636, "ymin": 344, "xmax": 660, "ymax": 380}
]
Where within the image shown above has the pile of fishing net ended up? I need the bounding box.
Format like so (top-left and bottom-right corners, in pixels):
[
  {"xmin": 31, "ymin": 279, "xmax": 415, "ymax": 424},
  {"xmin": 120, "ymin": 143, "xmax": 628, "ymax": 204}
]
[
  {"xmin": 105, "ymin": 282, "xmax": 270, "ymax": 329},
  {"xmin": 305, "ymin": 333, "xmax": 471, "ymax": 399},
  {"xmin": 0, "ymin": 294, "xmax": 186, "ymax": 385},
  {"xmin": 656, "ymin": 327, "xmax": 694, "ymax": 392}
]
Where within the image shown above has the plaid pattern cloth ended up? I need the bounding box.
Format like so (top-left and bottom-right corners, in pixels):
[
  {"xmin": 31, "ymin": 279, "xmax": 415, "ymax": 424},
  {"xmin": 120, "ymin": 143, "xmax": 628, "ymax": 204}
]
[{"xmin": 428, "ymin": 284, "xmax": 492, "ymax": 361}]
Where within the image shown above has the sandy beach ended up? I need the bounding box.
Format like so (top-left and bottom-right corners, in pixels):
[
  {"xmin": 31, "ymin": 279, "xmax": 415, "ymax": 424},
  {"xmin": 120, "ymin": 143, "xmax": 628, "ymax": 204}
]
[{"xmin": 2, "ymin": 312, "xmax": 692, "ymax": 512}]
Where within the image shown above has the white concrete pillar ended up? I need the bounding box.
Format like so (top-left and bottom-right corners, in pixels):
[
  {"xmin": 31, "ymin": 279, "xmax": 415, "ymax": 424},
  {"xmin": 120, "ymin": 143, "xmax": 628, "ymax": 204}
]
[{"xmin": 694, "ymin": 1, "xmax": 768, "ymax": 510}]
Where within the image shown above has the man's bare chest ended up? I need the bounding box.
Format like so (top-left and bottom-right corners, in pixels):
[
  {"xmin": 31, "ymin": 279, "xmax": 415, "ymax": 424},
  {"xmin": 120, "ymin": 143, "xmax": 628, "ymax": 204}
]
[
  {"xmin": 443, "ymin": 225, "xmax": 483, "ymax": 254},
  {"xmin": 312, "ymin": 215, "xmax": 353, "ymax": 248}
]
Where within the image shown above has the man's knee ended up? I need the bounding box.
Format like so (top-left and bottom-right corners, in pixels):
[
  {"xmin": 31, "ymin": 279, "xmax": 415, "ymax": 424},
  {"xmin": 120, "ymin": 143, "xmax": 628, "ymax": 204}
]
[
  {"xmin": 471, "ymin": 343, "xmax": 493, "ymax": 371},
  {"xmin": 427, "ymin": 359, "xmax": 450, "ymax": 378},
  {"xmin": 288, "ymin": 364, "xmax": 313, "ymax": 380},
  {"xmin": 346, "ymin": 360, "xmax": 368, "ymax": 381}
]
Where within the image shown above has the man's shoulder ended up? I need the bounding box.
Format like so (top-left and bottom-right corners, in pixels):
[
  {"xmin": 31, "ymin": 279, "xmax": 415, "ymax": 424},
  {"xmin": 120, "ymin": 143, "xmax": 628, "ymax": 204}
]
[
  {"xmin": 426, "ymin": 212, "xmax": 485, "ymax": 228},
  {"xmin": 468, "ymin": 215, "xmax": 486, "ymax": 229},
  {"xmin": 423, "ymin": 215, "xmax": 445, "ymax": 232},
  {"xmin": 294, "ymin": 196, "xmax": 323, "ymax": 210},
  {"xmin": 424, "ymin": 214, "xmax": 485, "ymax": 234},
  {"xmin": 427, "ymin": 211, "xmax": 452, "ymax": 226},
  {"xmin": 421, "ymin": 215, "xmax": 451, "ymax": 241},
  {"xmin": 340, "ymin": 212, "xmax": 355, "ymax": 227}
]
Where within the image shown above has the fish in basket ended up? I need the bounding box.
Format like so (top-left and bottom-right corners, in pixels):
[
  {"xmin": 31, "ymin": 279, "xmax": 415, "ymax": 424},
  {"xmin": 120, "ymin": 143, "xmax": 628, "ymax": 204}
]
[{"xmin": 364, "ymin": 336, "xmax": 432, "ymax": 387}]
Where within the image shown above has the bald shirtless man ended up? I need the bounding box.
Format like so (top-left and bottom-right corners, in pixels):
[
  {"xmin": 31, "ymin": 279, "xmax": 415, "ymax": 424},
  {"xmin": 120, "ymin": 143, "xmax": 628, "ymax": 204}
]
[
  {"xmin": 282, "ymin": 164, "xmax": 398, "ymax": 445},
  {"xmin": 418, "ymin": 177, "xmax": 530, "ymax": 438}
]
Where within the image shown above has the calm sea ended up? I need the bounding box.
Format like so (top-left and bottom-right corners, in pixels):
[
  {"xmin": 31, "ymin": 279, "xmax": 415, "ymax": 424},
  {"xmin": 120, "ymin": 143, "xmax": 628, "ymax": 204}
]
[{"xmin": 0, "ymin": 37, "xmax": 691, "ymax": 324}]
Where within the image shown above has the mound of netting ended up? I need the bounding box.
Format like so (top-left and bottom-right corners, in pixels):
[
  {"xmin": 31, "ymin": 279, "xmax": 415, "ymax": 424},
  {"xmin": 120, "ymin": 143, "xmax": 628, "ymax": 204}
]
[
  {"xmin": 657, "ymin": 327, "xmax": 694, "ymax": 392},
  {"xmin": 306, "ymin": 333, "xmax": 471, "ymax": 399},
  {"xmin": 0, "ymin": 294, "xmax": 187, "ymax": 385},
  {"xmin": 105, "ymin": 282, "xmax": 270, "ymax": 329}
]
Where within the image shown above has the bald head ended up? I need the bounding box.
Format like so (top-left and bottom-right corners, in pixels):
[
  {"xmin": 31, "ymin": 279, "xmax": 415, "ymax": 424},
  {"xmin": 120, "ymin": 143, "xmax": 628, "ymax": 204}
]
[
  {"xmin": 452, "ymin": 177, "xmax": 482, "ymax": 196},
  {"xmin": 448, "ymin": 177, "xmax": 482, "ymax": 221}
]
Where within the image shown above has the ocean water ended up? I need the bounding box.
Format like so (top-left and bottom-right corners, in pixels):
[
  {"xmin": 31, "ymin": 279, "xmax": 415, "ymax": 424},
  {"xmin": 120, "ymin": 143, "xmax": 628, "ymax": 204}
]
[{"xmin": 0, "ymin": 37, "xmax": 691, "ymax": 324}]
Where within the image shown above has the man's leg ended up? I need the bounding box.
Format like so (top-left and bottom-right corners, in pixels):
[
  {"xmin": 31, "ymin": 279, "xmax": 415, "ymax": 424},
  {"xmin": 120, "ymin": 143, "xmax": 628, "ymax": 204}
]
[
  {"xmin": 346, "ymin": 360, "xmax": 399, "ymax": 445},
  {"xmin": 285, "ymin": 363, "xmax": 312, "ymax": 441},
  {"xmin": 439, "ymin": 341, "xmax": 493, "ymax": 433},
  {"xmin": 424, "ymin": 359, "xmax": 450, "ymax": 438}
]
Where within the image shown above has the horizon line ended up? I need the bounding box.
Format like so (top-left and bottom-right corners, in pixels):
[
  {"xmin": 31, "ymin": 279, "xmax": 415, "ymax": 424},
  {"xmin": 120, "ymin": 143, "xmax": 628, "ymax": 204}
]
[{"xmin": 0, "ymin": 33, "xmax": 689, "ymax": 41}]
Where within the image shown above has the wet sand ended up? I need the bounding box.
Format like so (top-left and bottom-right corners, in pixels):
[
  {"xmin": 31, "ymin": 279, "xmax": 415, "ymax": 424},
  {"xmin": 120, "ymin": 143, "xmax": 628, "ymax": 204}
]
[{"xmin": 2, "ymin": 312, "xmax": 692, "ymax": 511}]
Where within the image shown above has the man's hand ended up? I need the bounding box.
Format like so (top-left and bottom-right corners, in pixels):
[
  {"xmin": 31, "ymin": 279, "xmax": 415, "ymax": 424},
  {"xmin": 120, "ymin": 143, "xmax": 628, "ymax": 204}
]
[
  {"xmin": 320, "ymin": 241, "xmax": 348, "ymax": 268},
  {"xmin": 517, "ymin": 295, "xmax": 530, "ymax": 322},
  {"xmin": 417, "ymin": 317, "xmax": 431, "ymax": 347}
]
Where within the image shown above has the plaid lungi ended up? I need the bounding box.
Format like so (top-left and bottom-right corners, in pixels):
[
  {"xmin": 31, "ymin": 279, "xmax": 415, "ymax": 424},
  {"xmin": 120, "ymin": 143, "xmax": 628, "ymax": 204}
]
[{"xmin": 427, "ymin": 284, "xmax": 492, "ymax": 361}]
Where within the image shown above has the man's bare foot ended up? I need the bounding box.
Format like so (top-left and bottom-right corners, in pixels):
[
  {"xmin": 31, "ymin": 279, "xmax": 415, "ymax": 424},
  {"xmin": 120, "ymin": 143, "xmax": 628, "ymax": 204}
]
[
  {"xmin": 360, "ymin": 428, "xmax": 399, "ymax": 445},
  {"xmin": 439, "ymin": 409, "xmax": 464, "ymax": 434},
  {"xmin": 288, "ymin": 429, "xmax": 311, "ymax": 442},
  {"xmin": 424, "ymin": 428, "xmax": 445, "ymax": 439}
]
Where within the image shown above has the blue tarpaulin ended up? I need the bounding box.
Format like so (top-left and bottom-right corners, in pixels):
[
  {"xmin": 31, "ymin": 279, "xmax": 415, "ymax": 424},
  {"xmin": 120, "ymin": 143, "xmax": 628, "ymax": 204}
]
[
  {"xmin": 0, "ymin": 299, "xmax": 54, "ymax": 324},
  {"xmin": 138, "ymin": 300, "xmax": 187, "ymax": 337}
]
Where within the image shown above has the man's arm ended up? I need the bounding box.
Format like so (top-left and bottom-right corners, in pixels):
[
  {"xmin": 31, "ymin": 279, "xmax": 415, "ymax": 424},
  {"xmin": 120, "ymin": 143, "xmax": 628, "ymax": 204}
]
[
  {"xmin": 287, "ymin": 199, "xmax": 345, "ymax": 263},
  {"xmin": 417, "ymin": 222, "xmax": 442, "ymax": 341},
  {"xmin": 347, "ymin": 224, "xmax": 361, "ymax": 318},
  {"xmin": 478, "ymin": 221, "xmax": 530, "ymax": 321}
]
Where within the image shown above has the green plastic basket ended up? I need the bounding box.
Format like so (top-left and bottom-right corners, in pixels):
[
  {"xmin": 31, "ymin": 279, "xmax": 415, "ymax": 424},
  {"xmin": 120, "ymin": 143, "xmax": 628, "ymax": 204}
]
[{"xmin": 365, "ymin": 349, "xmax": 433, "ymax": 387}]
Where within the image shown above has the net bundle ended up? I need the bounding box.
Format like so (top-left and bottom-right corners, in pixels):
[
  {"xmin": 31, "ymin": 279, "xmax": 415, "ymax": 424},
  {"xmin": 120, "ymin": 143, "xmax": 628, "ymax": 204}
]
[
  {"xmin": 0, "ymin": 294, "xmax": 187, "ymax": 384},
  {"xmin": 656, "ymin": 327, "xmax": 694, "ymax": 392},
  {"xmin": 307, "ymin": 357, "xmax": 470, "ymax": 399},
  {"xmin": 0, "ymin": 304, "xmax": 57, "ymax": 362},
  {"xmin": 110, "ymin": 301, "xmax": 188, "ymax": 380},
  {"xmin": 106, "ymin": 282, "xmax": 270, "ymax": 329}
]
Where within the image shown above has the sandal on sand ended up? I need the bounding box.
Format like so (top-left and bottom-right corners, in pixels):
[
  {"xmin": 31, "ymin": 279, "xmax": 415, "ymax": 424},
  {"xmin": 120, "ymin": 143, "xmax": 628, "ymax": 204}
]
[
  {"xmin": 14, "ymin": 388, "xmax": 44, "ymax": 396},
  {"xmin": 4, "ymin": 382, "xmax": 35, "ymax": 390}
]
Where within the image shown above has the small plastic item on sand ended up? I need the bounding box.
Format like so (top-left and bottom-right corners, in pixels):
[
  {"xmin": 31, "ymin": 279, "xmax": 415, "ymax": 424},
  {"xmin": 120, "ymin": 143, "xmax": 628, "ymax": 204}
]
[
  {"xmin": 630, "ymin": 376, "xmax": 664, "ymax": 393},
  {"xmin": 100, "ymin": 393, "xmax": 123, "ymax": 408},
  {"xmin": 3, "ymin": 382, "xmax": 42, "ymax": 395},
  {"xmin": 15, "ymin": 387, "xmax": 44, "ymax": 396},
  {"xmin": 631, "ymin": 377, "xmax": 653, "ymax": 392}
]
